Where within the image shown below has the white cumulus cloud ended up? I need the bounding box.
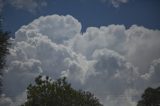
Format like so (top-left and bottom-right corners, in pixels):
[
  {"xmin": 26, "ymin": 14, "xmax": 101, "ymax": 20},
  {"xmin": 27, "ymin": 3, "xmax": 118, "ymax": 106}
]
[{"xmin": 1, "ymin": 14, "xmax": 160, "ymax": 106}]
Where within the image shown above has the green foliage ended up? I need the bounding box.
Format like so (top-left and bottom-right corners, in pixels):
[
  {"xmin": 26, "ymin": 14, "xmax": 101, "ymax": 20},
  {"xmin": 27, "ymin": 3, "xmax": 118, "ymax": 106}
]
[
  {"xmin": 22, "ymin": 76, "xmax": 103, "ymax": 106},
  {"xmin": 0, "ymin": 31, "xmax": 10, "ymax": 69},
  {"xmin": 137, "ymin": 87, "xmax": 160, "ymax": 106},
  {"xmin": 0, "ymin": 16, "xmax": 10, "ymax": 94}
]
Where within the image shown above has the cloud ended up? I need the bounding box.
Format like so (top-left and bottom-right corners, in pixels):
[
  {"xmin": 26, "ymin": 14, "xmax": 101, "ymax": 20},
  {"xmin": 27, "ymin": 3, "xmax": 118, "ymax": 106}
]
[
  {"xmin": 0, "ymin": 0, "xmax": 4, "ymax": 12},
  {"xmin": 9, "ymin": 0, "xmax": 47, "ymax": 12},
  {"xmin": 1, "ymin": 14, "xmax": 160, "ymax": 106},
  {"xmin": 0, "ymin": 94, "xmax": 13, "ymax": 106},
  {"xmin": 0, "ymin": 0, "xmax": 131, "ymax": 13},
  {"xmin": 0, "ymin": 0, "xmax": 47, "ymax": 13},
  {"xmin": 83, "ymin": 49, "xmax": 139, "ymax": 105},
  {"xmin": 111, "ymin": 0, "xmax": 128, "ymax": 8},
  {"xmin": 142, "ymin": 58, "xmax": 160, "ymax": 86},
  {"xmin": 102, "ymin": 0, "xmax": 129, "ymax": 8}
]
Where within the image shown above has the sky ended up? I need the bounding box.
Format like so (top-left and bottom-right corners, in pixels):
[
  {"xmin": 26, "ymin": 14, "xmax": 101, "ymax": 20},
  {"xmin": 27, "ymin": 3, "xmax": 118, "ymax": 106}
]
[
  {"xmin": 0, "ymin": 0, "xmax": 160, "ymax": 106},
  {"xmin": 2, "ymin": 0, "xmax": 160, "ymax": 33}
]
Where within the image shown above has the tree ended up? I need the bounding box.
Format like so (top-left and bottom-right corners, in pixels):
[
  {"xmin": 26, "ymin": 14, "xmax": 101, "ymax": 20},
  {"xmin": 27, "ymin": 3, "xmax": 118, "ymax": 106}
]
[
  {"xmin": 22, "ymin": 76, "xmax": 103, "ymax": 106},
  {"xmin": 0, "ymin": 15, "xmax": 10, "ymax": 94},
  {"xmin": 137, "ymin": 87, "xmax": 160, "ymax": 106}
]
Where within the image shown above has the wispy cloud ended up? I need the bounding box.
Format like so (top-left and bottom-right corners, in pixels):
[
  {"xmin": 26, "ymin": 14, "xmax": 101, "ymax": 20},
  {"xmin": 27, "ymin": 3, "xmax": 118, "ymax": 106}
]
[
  {"xmin": 0, "ymin": 0, "xmax": 4, "ymax": 13},
  {"xmin": 0, "ymin": 0, "xmax": 47, "ymax": 13},
  {"xmin": 9, "ymin": 0, "xmax": 47, "ymax": 13},
  {"xmin": 102, "ymin": 0, "xmax": 129, "ymax": 8}
]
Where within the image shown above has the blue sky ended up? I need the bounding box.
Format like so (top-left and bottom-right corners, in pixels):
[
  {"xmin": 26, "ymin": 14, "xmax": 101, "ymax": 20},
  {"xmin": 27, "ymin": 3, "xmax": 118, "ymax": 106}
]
[{"xmin": 2, "ymin": 0, "xmax": 160, "ymax": 33}]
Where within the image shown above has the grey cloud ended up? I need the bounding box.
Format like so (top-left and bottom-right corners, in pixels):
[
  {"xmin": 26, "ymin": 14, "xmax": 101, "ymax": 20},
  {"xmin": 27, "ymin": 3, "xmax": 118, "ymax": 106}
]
[
  {"xmin": 142, "ymin": 58, "xmax": 160, "ymax": 86},
  {"xmin": 72, "ymin": 25, "xmax": 160, "ymax": 75},
  {"xmin": 71, "ymin": 25, "xmax": 127, "ymax": 59},
  {"xmin": 84, "ymin": 49, "xmax": 138, "ymax": 105},
  {"xmin": 125, "ymin": 25, "xmax": 160, "ymax": 74},
  {"xmin": 0, "ymin": 95, "xmax": 13, "ymax": 106}
]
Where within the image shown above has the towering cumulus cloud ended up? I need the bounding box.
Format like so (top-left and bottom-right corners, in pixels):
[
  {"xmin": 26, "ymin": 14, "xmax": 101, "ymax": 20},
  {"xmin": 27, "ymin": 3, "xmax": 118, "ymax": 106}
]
[{"xmin": 1, "ymin": 15, "xmax": 160, "ymax": 106}]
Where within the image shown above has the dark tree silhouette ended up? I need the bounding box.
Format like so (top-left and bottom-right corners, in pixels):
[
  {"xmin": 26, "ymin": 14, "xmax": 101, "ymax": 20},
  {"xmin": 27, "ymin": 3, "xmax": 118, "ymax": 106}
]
[
  {"xmin": 137, "ymin": 87, "xmax": 160, "ymax": 106},
  {"xmin": 0, "ymin": 15, "xmax": 10, "ymax": 94},
  {"xmin": 22, "ymin": 76, "xmax": 103, "ymax": 106}
]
